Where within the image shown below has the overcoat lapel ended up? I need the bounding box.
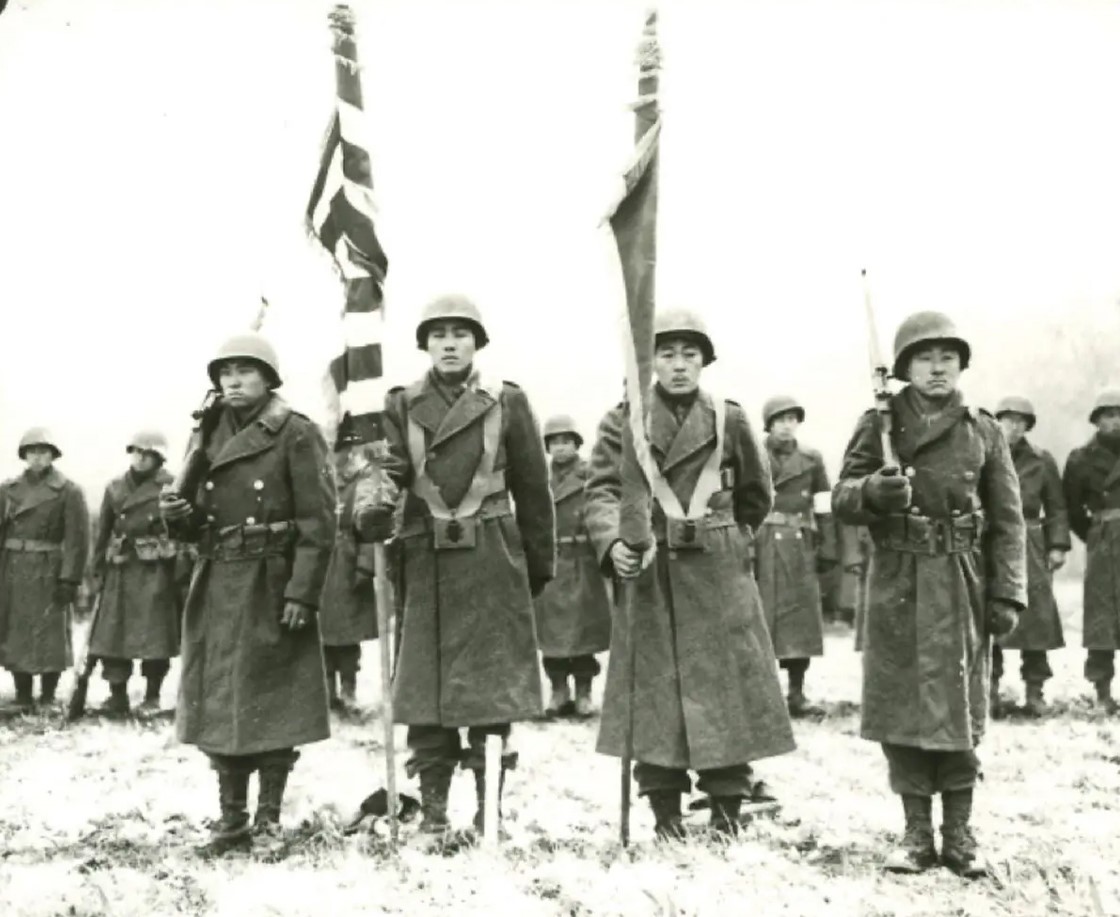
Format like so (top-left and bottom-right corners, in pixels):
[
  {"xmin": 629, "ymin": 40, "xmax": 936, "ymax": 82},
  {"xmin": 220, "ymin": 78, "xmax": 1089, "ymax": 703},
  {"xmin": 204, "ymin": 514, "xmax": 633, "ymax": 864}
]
[
  {"xmin": 8, "ymin": 469, "xmax": 65, "ymax": 517},
  {"xmin": 551, "ymin": 463, "xmax": 585, "ymax": 504},
  {"xmin": 209, "ymin": 396, "xmax": 292, "ymax": 472},
  {"xmin": 661, "ymin": 392, "xmax": 716, "ymax": 474}
]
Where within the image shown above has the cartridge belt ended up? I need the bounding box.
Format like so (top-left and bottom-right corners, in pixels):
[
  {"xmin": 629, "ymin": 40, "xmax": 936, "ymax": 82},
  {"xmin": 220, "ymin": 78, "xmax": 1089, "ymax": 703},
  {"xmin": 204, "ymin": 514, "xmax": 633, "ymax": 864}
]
[
  {"xmin": 3, "ymin": 538, "xmax": 61, "ymax": 553},
  {"xmin": 875, "ymin": 512, "xmax": 984, "ymax": 556},
  {"xmin": 199, "ymin": 520, "xmax": 296, "ymax": 562}
]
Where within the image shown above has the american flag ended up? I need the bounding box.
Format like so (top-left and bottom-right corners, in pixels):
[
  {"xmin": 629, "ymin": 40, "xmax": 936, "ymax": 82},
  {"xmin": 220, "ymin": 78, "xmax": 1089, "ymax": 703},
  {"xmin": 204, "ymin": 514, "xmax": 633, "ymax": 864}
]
[
  {"xmin": 307, "ymin": 4, "xmax": 389, "ymax": 446},
  {"xmin": 603, "ymin": 10, "xmax": 661, "ymax": 550}
]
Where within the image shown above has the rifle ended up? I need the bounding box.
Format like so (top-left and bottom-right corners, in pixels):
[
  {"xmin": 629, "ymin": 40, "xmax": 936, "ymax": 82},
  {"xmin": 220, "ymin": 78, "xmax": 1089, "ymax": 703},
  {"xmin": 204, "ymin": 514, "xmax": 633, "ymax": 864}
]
[
  {"xmin": 164, "ymin": 390, "xmax": 224, "ymax": 506},
  {"xmin": 67, "ymin": 589, "xmax": 101, "ymax": 721},
  {"xmin": 861, "ymin": 269, "xmax": 898, "ymax": 465}
]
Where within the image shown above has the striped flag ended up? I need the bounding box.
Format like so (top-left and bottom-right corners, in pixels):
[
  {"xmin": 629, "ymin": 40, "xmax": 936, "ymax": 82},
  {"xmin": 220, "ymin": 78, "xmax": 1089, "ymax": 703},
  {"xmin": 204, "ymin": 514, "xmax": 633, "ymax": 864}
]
[
  {"xmin": 307, "ymin": 4, "xmax": 389, "ymax": 447},
  {"xmin": 602, "ymin": 10, "xmax": 661, "ymax": 550}
]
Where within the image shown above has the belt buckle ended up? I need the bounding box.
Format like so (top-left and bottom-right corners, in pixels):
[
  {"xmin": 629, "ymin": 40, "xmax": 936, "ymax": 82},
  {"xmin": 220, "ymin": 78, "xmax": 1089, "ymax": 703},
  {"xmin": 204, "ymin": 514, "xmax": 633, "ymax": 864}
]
[
  {"xmin": 433, "ymin": 516, "xmax": 476, "ymax": 550},
  {"xmin": 667, "ymin": 518, "xmax": 703, "ymax": 551}
]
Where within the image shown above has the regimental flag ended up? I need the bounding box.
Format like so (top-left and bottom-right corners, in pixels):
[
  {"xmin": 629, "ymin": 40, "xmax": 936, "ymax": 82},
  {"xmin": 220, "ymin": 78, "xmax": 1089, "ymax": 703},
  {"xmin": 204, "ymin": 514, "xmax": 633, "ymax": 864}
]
[
  {"xmin": 307, "ymin": 4, "xmax": 389, "ymax": 447},
  {"xmin": 602, "ymin": 10, "xmax": 661, "ymax": 550}
]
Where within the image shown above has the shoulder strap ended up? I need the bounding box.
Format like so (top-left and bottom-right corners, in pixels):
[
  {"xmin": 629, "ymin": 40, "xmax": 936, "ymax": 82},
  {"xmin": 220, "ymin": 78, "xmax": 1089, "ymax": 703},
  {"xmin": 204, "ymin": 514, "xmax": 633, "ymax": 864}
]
[{"xmin": 650, "ymin": 395, "xmax": 727, "ymax": 520}]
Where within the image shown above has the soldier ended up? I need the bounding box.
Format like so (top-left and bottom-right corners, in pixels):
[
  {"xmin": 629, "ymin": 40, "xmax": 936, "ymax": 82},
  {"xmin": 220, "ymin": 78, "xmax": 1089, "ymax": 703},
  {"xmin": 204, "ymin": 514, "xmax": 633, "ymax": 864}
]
[
  {"xmin": 991, "ymin": 396, "xmax": 1069, "ymax": 717},
  {"xmin": 754, "ymin": 395, "xmax": 838, "ymax": 716},
  {"xmin": 318, "ymin": 427, "xmax": 379, "ymax": 714},
  {"xmin": 833, "ymin": 311, "xmax": 1026, "ymax": 877},
  {"xmin": 160, "ymin": 332, "xmax": 335, "ymax": 855},
  {"xmin": 584, "ymin": 308, "xmax": 796, "ymax": 840},
  {"xmin": 87, "ymin": 431, "xmax": 185, "ymax": 717},
  {"xmin": 0, "ymin": 429, "xmax": 89, "ymax": 710},
  {"xmin": 354, "ymin": 294, "xmax": 555, "ymax": 845},
  {"xmin": 534, "ymin": 414, "xmax": 612, "ymax": 719},
  {"xmin": 1062, "ymin": 389, "xmax": 1120, "ymax": 713}
]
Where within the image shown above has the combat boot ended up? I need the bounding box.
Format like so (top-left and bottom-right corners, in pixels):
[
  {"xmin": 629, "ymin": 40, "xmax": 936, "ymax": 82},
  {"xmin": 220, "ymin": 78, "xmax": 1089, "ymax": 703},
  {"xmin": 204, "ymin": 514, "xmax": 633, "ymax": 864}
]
[
  {"xmin": 1094, "ymin": 680, "xmax": 1119, "ymax": 715},
  {"xmin": 39, "ymin": 673, "xmax": 60, "ymax": 707},
  {"xmin": 709, "ymin": 796, "xmax": 742, "ymax": 837},
  {"xmin": 648, "ymin": 791, "xmax": 687, "ymax": 842},
  {"xmin": 138, "ymin": 675, "xmax": 163, "ymax": 714},
  {"xmin": 327, "ymin": 671, "xmax": 342, "ymax": 711},
  {"xmin": 338, "ymin": 673, "xmax": 360, "ymax": 714},
  {"xmin": 417, "ymin": 765, "xmax": 454, "ymax": 836},
  {"xmin": 544, "ymin": 674, "xmax": 573, "ymax": 719},
  {"xmin": 471, "ymin": 767, "xmax": 509, "ymax": 840},
  {"xmin": 884, "ymin": 795, "xmax": 937, "ymax": 873},
  {"xmin": 572, "ymin": 678, "xmax": 596, "ymax": 718},
  {"xmin": 100, "ymin": 682, "xmax": 131, "ymax": 719},
  {"xmin": 941, "ymin": 789, "xmax": 987, "ymax": 878},
  {"xmin": 11, "ymin": 674, "xmax": 33, "ymax": 712},
  {"xmin": 254, "ymin": 753, "xmax": 299, "ymax": 858},
  {"xmin": 197, "ymin": 768, "xmax": 251, "ymax": 857},
  {"xmin": 786, "ymin": 668, "xmax": 824, "ymax": 718},
  {"xmin": 1022, "ymin": 681, "xmax": 1047, "ymax": 718}
]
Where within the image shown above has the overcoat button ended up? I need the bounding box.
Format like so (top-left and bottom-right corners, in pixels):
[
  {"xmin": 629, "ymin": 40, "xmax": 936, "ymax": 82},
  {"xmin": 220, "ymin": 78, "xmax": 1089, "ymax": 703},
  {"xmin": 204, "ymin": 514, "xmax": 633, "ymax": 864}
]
[
  {"xmin": 963, "ymin": 471, "xmax": 976, "ymax": 482},
  {"xmin": 904, "ymin": 467, "xmax": 916, "ymax": 478},
  {"xmin": 246, "ymin": 516, "xmax": 256, "ymax": 525},
  {"xmin": 205, "ymin": 481, "xmax": 215, "ymax": 491},
  {"xmin": 910, "ymin": 506, "xmax": 921, "ymax": 515},
  {"xmin": 253, "ymin": 480, "xmax": 264, "ymax": 490}
]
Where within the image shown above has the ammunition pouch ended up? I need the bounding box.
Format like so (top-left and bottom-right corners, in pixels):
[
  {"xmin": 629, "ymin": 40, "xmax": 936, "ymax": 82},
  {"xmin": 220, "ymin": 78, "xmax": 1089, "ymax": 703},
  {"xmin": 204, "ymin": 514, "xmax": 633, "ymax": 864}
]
[
  {"xmin": 106, "ymin": 533, "xmax": 179, "ymax": 565},
  {"xmin": 198, "ymin": 520, "xmax": 296, "ymax": 562},
  {"xmin": 875, "ymin": 512, "xmax": 984, "ymax": 556},
  {"xmin": 3, "ymin": 538, "xmax": 61, "ymax": 553},
  {"xmin": 762, "ymin": 510, "xmax": 816, "ymax": 531},
  {"xmin": 432, "ymin": 516, "xmax": 477, "ymax": 550}
]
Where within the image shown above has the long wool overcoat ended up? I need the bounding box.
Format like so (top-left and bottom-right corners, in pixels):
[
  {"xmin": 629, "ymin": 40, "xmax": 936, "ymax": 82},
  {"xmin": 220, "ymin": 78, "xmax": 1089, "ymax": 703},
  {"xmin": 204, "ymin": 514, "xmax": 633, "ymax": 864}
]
[
  {"xmin": 0, "ymin": 468, "xmax": 89, "ymax": 672},
  {"xmin": 371, "ymin": 369, "xmax": 555, "ymax": 727},
  {"xmin": 1000, "ymin": 438, "xmax": 1069, "ymax": 652},
  {"xmin": 584, "ymin": 389, "xmax": 796, "ymax": 771},
  {"xmin": 532, "ymin": 457, "xmax": 612, "ymax": 658},
  {"xmin": 172, "ymin": 394, "xmax": 335, "ymax": 756},
  {"xmin": 319, "ymin": 468, "xmax": 378, "ymax": 647},
  {"xmin": 755, "ymin": 439, "xmax": 837, "ymax": 659},
  {"xmin": 1063, "ymin": 434, "xmax": 1120, "ymax": 650},
  {"xmin": 88, "ymin": 468, "xmax": 183, "ymax": 661},
  {"xmin": 833, "ymin": 387, "xmax": 1026, "ymax": 751}
]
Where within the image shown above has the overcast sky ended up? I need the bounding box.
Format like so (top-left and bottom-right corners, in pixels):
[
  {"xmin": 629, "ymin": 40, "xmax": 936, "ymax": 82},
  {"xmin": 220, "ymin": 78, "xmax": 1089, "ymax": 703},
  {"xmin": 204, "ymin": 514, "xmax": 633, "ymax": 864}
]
[{"xmin": 2, "ymin": 0, "xmax": 1120, "ymax": 498}]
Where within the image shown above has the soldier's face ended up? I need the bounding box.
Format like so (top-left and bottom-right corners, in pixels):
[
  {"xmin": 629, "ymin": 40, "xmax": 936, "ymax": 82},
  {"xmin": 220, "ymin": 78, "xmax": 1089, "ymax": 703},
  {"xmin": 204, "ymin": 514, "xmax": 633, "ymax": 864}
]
[
  {"xmin": 23, "ymin": 447, "xmax": 54, "ymax": 473},
  {"xmin": 128, "ymin": 450, "xmax": 161, "ymax": 473},
  {"xmin": 426, "ymin": 320, "xmax": 477, "ymax": 374},
  {"xmin": 907, "ymin": 345, "xmax": 961, "ymax": 398},
  {"xmin": 218, "ymin": 360, "xmax": 270, "ymax": 408},
  {"xmin": 1096, "ymin": 407, "xmax": 1120, "ymax": 436},
  {"xmin": 547, "ymin": 435, "xmax": 579, "ymax": 463},
  {"xmin": 770, "ymin": 412, "xmax": 801, "ymax": 441},
  {"xmin": 654, "ymin": 340, "xmax": 704, "ymax": 394},
  {"xmin": 999, "ymin": 414, "xmax": 1029, "ymax": 445}
]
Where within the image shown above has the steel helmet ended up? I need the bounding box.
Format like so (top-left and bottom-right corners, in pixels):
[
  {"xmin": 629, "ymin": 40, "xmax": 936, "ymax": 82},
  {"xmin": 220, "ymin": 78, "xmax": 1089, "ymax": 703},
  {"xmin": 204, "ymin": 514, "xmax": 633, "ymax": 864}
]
[
  {"xmin": 415, "ymin": 294, "xmax": 490, "ymax": 350},
  {"xmin": 1089, "ymin": 389, "xmax": 1120, "ymax": 425},
  {"xmin": 18, "ymin": 427, "xmax": 61, "ymax": 460},
  {"xmin": 892, "ymin": 311, "xmax": 971, "ymax": 381},
  {"xmin": 543, "ymin": 414, "xmax": 583, "ymax": 448},
  {"xmin": 762, "ymin": 395, "xmax": 805, "ymax": 431},
  {"xmin": 126, "ymin": 429, "xmax": 170, "ymax": 462},
  {"xmin": 207, "ymin": 332, "xmax": 282, "ymax": 388},
  {"xmin": 994, "ymin": 396, "xmax": 1036, "ymax": 432},
  {"xmin": 653, "ymin": 308, "xmax": 716, "ymax": 365}
]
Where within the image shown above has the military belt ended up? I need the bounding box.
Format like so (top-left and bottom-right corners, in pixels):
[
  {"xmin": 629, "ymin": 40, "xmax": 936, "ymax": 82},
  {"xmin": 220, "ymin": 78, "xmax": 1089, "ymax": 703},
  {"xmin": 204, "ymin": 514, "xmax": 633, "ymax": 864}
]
[
  {"xmin": 397, "ymin": 493, "xmax": 512, "ymax": 547},
  {"xmin": 654, "ymin": 508, "xmax": 738, "ymax": 552},
  {"xmin": 198, "ymin": 520, "xmax": 296, "ymax": 562},
  {"xmin": 762, "ymin": 510, "xmax": 815, "ymax": 530},
  {"xmin": 875, "ymin": 512, "xmax": 984, "ymax": 556},
  {"xmin": 557, "ymin": 534, "xmax": 589, "ymax": 546},
  {"xmin": 3, "ymin": 538, "xmax": 61, "ymax": 553},
  {"xmin": 1091, "ymin": 508, "xmax": 1120, "ymax": 525},
  {"xmin": 106, "ymin": 533, "xmax": 179, "ymax": 565}
]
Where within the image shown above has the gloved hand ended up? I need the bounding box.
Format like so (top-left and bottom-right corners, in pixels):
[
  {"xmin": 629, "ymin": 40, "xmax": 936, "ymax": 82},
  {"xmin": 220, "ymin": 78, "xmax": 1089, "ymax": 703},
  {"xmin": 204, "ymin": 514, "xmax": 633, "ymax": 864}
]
[
  {"xmin": 987, "ymin": 599, "xmax": 1019, "ymax": 637},
  {"xmin": 1047, "ymin": 549, "xmax": 1067, "ymax": 572},
  {"xmin": 53, "ymin": 580, "xmax": 77, "ymax": 606},
  {"xmin": 159, "ymin": 491, "xmax": 193, "ymax": 522},
  {"xmin": 280, "ymin": 601, "xmax": 313, "ymax": 631},
  {"xmin": 863, "ymin": 466, "xmax": 912, "ymax": 513},
  {"xmin": 529, "ymin": 575, "xmax": 550, "ymax": 598},
  {"xmin": 355, "ymin": 504, "xmax": 395, "ymax": 543}
]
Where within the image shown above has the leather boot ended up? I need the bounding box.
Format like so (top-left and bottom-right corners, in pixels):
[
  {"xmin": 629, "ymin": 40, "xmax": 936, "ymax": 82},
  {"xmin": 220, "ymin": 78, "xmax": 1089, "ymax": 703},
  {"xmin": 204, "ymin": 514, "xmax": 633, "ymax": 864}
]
[
  {"xmin": 100, "ymin": 682, "xmax": 131, "ymax": 719},
  {"xmin": 648, "ymin": 790, "xmax": 687, "ymax": 842},
  {"xmin": 1095, "ymin": 680, "xmax": 1119, "ymax": 714},
  {"xmin": 544, "ymin": 673, "xmax": 572, "ymax": 719},
  {"xmin": 11, "ymin": 673, "xmax": 33, "ymax": 712},
  {"xmin": 941, "ymin": 789, "xmax": 987, "ymax": 878},
  {"xmin": 138, "ymin": 675, "xmax": 163, "ymax": 713},
  {"xmin": 197, "ymin": 768, "xmax": 251, "ymax": 857},
  {"xmin": 572, "ymin": 678, "xmax": 596, "ymax": 718},
  {"xmin": 1022, "ymin": 681, "xmax": 1047, "ymax": 718},
  {"xmin": 786, "ymin": 667, "xmax": 824, "ymax": 718},
  {"xmin": 709, "ymin": 796, "xmax": 742, "ymax": 837},
  {"xmin": 417, "ymin": 765, "xmax": 454, "ymax": 835},
  {"xmin": 254, "ymin": 753, "xmax": 299, "ymax": 857},
  {"xmin": 884, "ymin": 795, "xmax": 937, "ymax": 873},
  {"xmin": 39, "ymin": 673, "xmax": 60, "ymax": 706},
  {"xmin": 471, "ymin": 767, "xmax": 508, "ymax": 839}
]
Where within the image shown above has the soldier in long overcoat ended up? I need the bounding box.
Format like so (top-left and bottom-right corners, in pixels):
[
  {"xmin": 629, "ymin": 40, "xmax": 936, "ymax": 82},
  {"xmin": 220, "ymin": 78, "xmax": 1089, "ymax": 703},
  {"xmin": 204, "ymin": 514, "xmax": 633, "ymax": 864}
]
[
  {"xmin": 0, "ymin": 428, "xmax": 89, "ymax": 709},
  {"xmin": 533, "ymin": 414, "xmax": 612, "ymax": 718},
  {"xmin": 991, "ymin": 396, "xmax": 1069, "ymax": 716},
  {"xmin": 88, "ymin": 430, "xmax": 185, "ymax": 716},
  {"xmin": 584, "ymin": 309, "xmax": 795, "ymax": 840},
  {"xmin": 354, "ymin": 295, "xmax": 554, "ymax": 844},
  {"xmin": 833, "ymin": 311, "xmax": 1026, "ymax": 877},
  {"xmin": 318, "ymin": 431, "xmax": 378, "ymax": 713},
  {"xmin": 161, "ymin": 332, "xmax": 334, "ymax": 855},
  {"xmin": 754, "ymin": 394, "xmax": 838, "ymax": 716},
  {"xmin": 1062, "ymin": 388, "xmax": 1120, "ymax": 713}
]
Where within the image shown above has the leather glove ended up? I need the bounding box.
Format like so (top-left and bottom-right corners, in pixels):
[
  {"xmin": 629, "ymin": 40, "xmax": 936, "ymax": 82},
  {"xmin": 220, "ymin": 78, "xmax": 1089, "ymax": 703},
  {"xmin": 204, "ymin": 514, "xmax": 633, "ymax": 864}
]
[
  {"xmin": 1047, "ymin": 549, "xmax": 1067, "ymax": 572},
  {"xmin": 529, "ymin": 575, "xmax": 550, "ymax": 599},
  {"xmin": 987, "ymin": 599, "xmax": 1019, "ymax": 637},
  {"xmin": 53, "ymin": 581, "xmax": 77, "ymax": 606},
  {"xmin": 159, "ymin": 492, "xmax": 193, "ymax": 522},
  {"xmin": 355, "ymin": 504, "xmax": 395, "ymax": 543},
  {"xmin": 863, "ymin": 466, "xmax": 912, "ymax": 513},
  {"xmin": 280, "ymin": 601, "xmax": 313, "ymax": 631}
]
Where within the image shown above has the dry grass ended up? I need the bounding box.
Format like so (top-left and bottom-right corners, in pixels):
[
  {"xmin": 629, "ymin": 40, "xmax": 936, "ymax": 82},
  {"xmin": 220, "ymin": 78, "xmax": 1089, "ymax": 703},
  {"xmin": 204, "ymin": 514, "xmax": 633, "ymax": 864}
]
[{"xmin": 1, "ymin": 578, "xmax": 1117, "ymax": 916}]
